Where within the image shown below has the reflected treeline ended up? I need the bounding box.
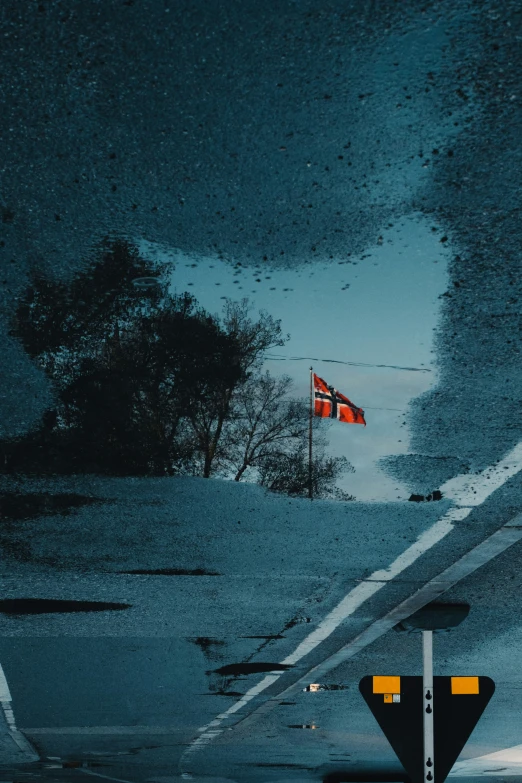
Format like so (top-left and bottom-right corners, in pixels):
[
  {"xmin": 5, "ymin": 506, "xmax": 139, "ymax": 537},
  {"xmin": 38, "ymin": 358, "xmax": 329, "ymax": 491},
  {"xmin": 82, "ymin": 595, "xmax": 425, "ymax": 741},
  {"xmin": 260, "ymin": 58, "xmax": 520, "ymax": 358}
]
[{"xmin": 5, "ymin": 240, "xmax": 353, "ymax": 499}]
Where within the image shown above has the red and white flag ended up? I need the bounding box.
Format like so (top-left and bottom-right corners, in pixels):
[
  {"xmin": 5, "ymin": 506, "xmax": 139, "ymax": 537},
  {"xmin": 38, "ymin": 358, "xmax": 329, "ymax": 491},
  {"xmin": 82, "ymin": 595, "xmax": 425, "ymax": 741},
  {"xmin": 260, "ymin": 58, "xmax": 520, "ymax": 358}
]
[{"xmin": 313, "ymin": 373, "xmax": 366, "ymax": 426}]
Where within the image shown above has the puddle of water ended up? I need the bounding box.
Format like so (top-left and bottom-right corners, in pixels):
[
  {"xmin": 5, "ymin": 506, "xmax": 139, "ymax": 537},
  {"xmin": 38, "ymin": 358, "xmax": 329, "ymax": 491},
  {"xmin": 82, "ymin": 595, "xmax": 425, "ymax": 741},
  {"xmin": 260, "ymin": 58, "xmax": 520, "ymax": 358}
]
[
  {"xmin": 241, "ymin": 634, "xmax": 285, "ymax": 640},
  {"xmin": 285, "ymin": 616, "xmax": 312, "ymax": 629},
  {"xmin": 204, "ymin": 691, "xmax": 244, "ymax": 697},
  {"xmin": 62, "ymin": 761, "xmax": 99, "ymax": 768},
  {"xmin": 287, "ymin": 724, "xmax": 319, "ymax": 729},
  {"xmin": 190, "ymin": 637, "xmax": 226, "ymax": 656},
  {"xmin": 408, "ymin": 490, "xmax": 443, "ymax": 502},
  {"xmin": 0, "ymin": 493, "xmax": 101, "ymax": 522},
  {"xmin": 44, "ymin": 759, "xmax": 129, "ymax": 769},
  {"xmin": 212, "ymin": 662, "xmax": 293, "ymax": 676},
  {"xmin": 140, "ymin": 213, "xmax": 450, "ymax": 501},
  {"xmin": 324, "ymin": 774, "xmax": 409, "ymax": 783},
  {"xmin": 253, "ymin": 763, "xmax": 315, "ymax": 769},
  {"xmin": 0, "ymin": 599, "xmax": 131, "ymax": 615},
  {"xmin": 119, "ymin": 568, "xmax": 221, "ymax": 576}
]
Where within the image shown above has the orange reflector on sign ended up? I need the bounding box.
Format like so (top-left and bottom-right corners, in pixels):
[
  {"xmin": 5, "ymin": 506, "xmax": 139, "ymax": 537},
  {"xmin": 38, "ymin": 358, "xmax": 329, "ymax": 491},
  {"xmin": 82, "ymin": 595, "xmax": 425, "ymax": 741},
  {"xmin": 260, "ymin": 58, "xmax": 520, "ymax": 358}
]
[
  {"xmin": 384, "ymin": 694, "xmax": 393, "ymax": 703},
  {"xmin": 451, "ymin": 676, "xmax": 479, "ymax": 694},
  {"xmin": 373, "ymin": 676, "xmax": 400, "ymax": 694}
]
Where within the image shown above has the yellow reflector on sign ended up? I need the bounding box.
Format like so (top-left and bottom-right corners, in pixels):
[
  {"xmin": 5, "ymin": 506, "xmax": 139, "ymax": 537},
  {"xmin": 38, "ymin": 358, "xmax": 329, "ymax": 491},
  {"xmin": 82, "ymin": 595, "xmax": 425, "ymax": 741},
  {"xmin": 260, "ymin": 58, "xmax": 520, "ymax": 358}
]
[
  {"xmin": 451, "ymin": 676, "xmax": 479, "ymax": 694},
  {"xmin": 373, "ymin": 676, "xmax": 400, "ymax": 694}
]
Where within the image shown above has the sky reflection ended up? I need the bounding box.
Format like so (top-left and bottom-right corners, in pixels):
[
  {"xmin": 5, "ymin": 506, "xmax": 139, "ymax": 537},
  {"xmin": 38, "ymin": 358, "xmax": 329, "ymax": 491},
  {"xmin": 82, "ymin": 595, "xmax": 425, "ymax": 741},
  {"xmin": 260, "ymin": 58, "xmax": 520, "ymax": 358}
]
[{"xmin": 140, "ymin": 212, "xmax": 451, "ymax": 501}]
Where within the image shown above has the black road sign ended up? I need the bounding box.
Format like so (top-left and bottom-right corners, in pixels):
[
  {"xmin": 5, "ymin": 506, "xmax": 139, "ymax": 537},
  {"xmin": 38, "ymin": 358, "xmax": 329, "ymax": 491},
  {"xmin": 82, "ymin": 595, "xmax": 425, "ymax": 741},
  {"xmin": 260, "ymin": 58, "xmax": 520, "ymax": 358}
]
[
  {"xmin": 394, "ymin": 603, "xmax": 470, "ymax": 633},
  {"xmin": 359, "ymin": 676, "xmax": 495, "ymax": 783}
]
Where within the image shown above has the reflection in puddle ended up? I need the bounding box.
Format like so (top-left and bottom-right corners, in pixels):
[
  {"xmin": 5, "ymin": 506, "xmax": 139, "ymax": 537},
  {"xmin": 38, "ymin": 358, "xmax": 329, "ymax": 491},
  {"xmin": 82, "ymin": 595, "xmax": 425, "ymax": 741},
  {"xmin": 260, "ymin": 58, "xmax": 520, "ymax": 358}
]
[
  {"xmin": 408, "ymin": 490, "xmax": 443, "ymax": 502},
  {"xmin": 323, "ymin": 774, "xmax": 410, "ymax": 783},
  {"xmin": 141, "ymin": 213, "xmax": 451, "ymax": 501},
  {"xmin": 211, "ymin": 662, "xmax": 293, "ymax": 676},
  {"xmin": 241, "ymin": 634, "xmax": 285, "ymax": 640},
  {"xmin": 0, "ymin": 493, "xmax": 101, "ymax": 522},
  {"xmin": 287, "ymin": 724, "xmax": 319, "ymax": 729},
  {"xmin": 120, "ymin": 568, "xmax": 221, "ymax": 576},
  {"xmin": 253, "ymin": 763, "xmax": 315, "ymax": 769},
  {"xmin": 4, "ymin": 216, "xmax": 450, "ymax": 502},
  {"xmin": 0, "ymin": 599, "xmax": 131, "ymax": 615},
  {"xmin": 205, "ymin": 691, "xmax": 244, "ymax": 697}
]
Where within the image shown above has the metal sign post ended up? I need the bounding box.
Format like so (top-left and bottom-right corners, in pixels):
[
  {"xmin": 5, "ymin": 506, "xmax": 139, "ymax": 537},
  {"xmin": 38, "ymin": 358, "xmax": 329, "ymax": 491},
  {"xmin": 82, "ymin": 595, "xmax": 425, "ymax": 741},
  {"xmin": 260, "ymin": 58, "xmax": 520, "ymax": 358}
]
[
  {"xmin": 423, "ymin": 630, "xmax": 434, "ymax": 782},
  {"xmin": 360, "ymin": 602, "xmax": 497, "ymax": 783}
]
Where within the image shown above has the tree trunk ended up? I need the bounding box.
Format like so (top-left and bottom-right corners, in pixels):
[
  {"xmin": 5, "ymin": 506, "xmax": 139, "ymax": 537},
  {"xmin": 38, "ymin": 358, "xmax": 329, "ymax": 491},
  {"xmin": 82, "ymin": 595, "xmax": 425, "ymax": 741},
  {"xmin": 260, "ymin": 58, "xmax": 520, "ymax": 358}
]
[
  {"xmin": 203, "ymin": 451, "xmax": 212, "ymax": 478},
  {"xmin": 234, "ymin": 464, "xmax": 248, "ymax": 482},
  {"xmin": 201, "ymin": 390, "xmax": 234, "ymax": 478}
]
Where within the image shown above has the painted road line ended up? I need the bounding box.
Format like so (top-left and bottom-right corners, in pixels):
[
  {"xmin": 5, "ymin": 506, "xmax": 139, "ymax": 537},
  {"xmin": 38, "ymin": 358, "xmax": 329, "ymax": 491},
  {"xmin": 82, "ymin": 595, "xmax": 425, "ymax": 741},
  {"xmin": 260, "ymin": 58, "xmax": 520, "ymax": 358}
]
[
  {"xmin": 184, "ymin": 506, "xmax": 470, "ymax": 747},
  {"xmin": 0, "ymin": 664, "xmax": 12, "ymax": 702},
  {"xmin": 232, "ymin": 510, "xmax": 522, "ymax": 731},
  {"xmin": 187, "ymin": 508, "xmax": 470, "ymax": 733},
  {"xmin": 0, "ymin": 660, "xmax": 39, "ymax": 761},
  {"xmin": 180, "ymin": 442, "xmax": 522, "ymax": 772},
  {"xmin": 367, "ymin": 507, "xmax": 471, "ymax": 582},
  {"xmin": 81, "ymin": 770, "xmax": 136, "ymax": 783},
  {"xmin": 449, "ymin": 744, "xmax": 522, "ymax": 776},
  {"xmin": 280, "ymin": 507, "xmax": 468, "ymax": 665},
  {"xmin": 279, "ymin": 510, "xmax": 470, "ymax": 665},
  {"xmin": 439, "ymin": 442, "xmax": 522, "ymax": 506}
]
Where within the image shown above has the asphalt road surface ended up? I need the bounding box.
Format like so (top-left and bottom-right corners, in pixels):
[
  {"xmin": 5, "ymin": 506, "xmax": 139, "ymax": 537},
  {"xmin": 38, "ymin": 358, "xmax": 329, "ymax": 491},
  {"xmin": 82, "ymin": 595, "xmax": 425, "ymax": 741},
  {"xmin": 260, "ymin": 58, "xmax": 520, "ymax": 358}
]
[
  {"xmin": 0, "ymin": 457, "xmax": 521, "ymax": 782},
  {"xmin": 1, "ymin": 1, "xmax": 522, "ymax": 783}
]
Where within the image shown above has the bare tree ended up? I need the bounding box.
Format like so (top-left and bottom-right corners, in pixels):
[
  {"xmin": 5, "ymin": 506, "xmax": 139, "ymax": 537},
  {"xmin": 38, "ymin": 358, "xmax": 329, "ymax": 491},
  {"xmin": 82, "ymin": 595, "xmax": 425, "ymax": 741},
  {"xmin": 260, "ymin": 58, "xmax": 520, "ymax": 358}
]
[
  {"xmin": 258, "ymin": 429, "xmax": 355, "ymax": 501},
  {"xmin": 216, "ymin": 368, "xmax": 355, "ymax": 500},
  {"xmin": 188, "ymin": 300, "xmax": 287, "ymax": 478},
  {"xmin": 218, "ymin": 373, "xmax": 308, "ymax": 481},
  {"xmin": 252, "ymin": 408, "xmax": 355, "ymax": 500},
  {"xmin": 221, "ymin": 298, "xmax": 288, "ymax": 373}
]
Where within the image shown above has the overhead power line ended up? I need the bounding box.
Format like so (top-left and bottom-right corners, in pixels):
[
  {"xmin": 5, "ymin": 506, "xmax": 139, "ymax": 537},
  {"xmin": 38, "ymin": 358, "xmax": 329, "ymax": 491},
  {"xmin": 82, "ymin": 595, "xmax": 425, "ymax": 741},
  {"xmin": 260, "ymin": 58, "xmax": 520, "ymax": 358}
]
[{"xmin": 265, "ymin": 354, "xmax": 431, "ymax": 373}]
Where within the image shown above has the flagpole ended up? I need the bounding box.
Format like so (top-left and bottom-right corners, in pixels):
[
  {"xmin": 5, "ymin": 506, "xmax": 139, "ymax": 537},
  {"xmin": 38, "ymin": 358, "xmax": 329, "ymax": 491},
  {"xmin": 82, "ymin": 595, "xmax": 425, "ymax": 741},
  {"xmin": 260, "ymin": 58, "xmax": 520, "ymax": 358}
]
[{"xmin": 309, "ymin": 366, "xmax": 313, "ymax": 500}]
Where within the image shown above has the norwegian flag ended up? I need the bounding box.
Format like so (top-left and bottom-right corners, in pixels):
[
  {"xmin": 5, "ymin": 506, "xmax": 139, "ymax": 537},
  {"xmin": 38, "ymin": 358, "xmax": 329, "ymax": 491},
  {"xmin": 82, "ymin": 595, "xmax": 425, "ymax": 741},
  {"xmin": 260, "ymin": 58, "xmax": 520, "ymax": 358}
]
[{"xmin": 313, "ymin": 373, "xmax": 366, "ymax": 426}]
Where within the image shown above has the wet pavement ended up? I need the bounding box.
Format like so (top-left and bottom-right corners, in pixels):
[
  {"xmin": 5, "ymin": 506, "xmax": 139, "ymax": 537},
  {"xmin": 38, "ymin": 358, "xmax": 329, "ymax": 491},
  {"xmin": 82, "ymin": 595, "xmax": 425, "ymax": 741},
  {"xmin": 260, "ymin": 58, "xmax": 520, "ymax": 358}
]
[
  {"xmin": 0, "ymin": 471, "xmax": 521, "ymax": 783},
  {"xmin": 1, "ymin": 1, "xmax": 522, "ymax": 782}
]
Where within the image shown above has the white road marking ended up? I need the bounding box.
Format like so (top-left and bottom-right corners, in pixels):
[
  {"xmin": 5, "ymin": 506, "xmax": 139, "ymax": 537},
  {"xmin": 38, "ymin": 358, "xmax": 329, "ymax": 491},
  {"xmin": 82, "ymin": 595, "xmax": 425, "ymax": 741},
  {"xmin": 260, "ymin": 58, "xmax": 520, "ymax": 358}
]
[
  {"xmin": 0, "ymin": 664, "xmax": 12, "ymax": 702},
  {"xmin": 81, "ymin": 771, "xmax": 136, "ymax": 783},
  {"xmin": 368, "ymin": 506, "xmax": 471, "ymax": 582},
  {"xmin": 440, "ymin": 442, "xmax": 522, "ymax": 506},
  {"xmin": 449, "ymin": 744, "xmax": 522, "ymax": 776},
  {"xmin": 190, "ymin": 507, "xmax": 469, "ymax": 740},
  {"xmin": 233, "ymin": 510, "xmax": 522, "ymax": 731},
  {"xmin": 0, "ymin": 660, "xmax": 38, "ymax": 760},
  {"xmin": 180, "ymin": 442, "xmax": 522, "ymax": 773}
]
